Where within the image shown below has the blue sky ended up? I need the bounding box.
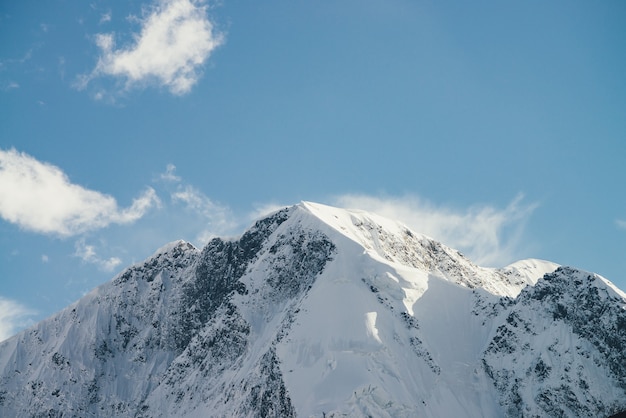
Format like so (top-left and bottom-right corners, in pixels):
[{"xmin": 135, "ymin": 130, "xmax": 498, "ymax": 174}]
[{"xmin": 1, "ymin": 0, "xmax": 625, "ymax": 340}]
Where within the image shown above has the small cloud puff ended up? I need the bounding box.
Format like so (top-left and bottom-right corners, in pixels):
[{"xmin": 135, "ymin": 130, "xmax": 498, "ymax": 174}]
[
  {"xmin": 77, "ymin": 0, "xmax": 223, "ymax": 96},
  {"xmin": 0, "ymin": 148, "xmax": 160, "ymax": 237},
  {"xmin": 617, "ymin": 219, "xmax": 626, "ymax": 230}
]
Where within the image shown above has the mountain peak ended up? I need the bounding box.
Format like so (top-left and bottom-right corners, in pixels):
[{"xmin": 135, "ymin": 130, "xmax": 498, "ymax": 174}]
[
  {"xmin": 1, "ymin": 201, "xmax": 625, "ymax": 417},
  {"xmin": 297, "ymin": 201, "xmax": 548, "ymax": 298}
]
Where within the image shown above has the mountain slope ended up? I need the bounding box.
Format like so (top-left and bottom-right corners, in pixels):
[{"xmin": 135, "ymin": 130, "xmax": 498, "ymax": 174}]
[{"xmin": 0, "ymin": 201, "xmax": 624, "ymax": 417}]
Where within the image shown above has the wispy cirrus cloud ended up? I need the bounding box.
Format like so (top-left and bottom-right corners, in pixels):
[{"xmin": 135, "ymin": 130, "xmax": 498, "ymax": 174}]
[
  {"xmin": 160, "ymin": 164, "xmax": 236, "ymax": 244},
  {"xmin": 0, "ymin": 297, "xmax": 36, "ymax": 342},
  {"xmin": 0, "ymin": 48, "xmax": 33, "ymax": 67},
  {"xmin": 333, "ymin": 193, "xmax": 537, "ymax": 267},
  {"xmin": 248, "ymin": 202, "xmax": 289, "ymax": 221},
  {"xmin": 0, "ymin": 148, "xmax": 160, "ymax": 236},
  {"xmin": 175, "ymin": 188, "xmax": 236, "ymax": 244},
  {"xmin": 77, "ymin": 0, "xmax": 223, "ymax": 96}
]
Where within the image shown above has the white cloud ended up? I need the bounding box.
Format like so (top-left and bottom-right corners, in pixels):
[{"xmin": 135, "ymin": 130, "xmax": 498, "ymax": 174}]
[
  {"xmin": 138, "ymin": 164, "xmax": 241, "ymax": 246},
  {"xmin": 333, "ymin": 193, "xmax": 537, "ymax": 267},
  {"xmin": 0, "ymin": 297, "xmax": 36, "ymax": 342},
  {"xmin": 74, "ymin": 239, "xmax": 122, "ymax": 272},
  {"xmin": 617, "ymin": 219, "xmax": 626, "ymax": 230},
  {"xmin": 172, "ymin": 184, "xmax": 236, "ymax": 243},
  {"xmin": 41, "ymin": 254, "xmax": 49, "ymax": 263},
  {"xmin": 79, "ymin": 0, "xmax": 223, "ymax": 95},
  {"xmin": 0, "ymin": 148, "xmax": 160, "ymax": 236}
]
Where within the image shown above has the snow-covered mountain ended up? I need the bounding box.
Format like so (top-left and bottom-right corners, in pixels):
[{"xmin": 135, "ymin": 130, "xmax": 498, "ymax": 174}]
[{"xmin": 1, "ymin": 201, "xmax": 625, "ymax": 417}]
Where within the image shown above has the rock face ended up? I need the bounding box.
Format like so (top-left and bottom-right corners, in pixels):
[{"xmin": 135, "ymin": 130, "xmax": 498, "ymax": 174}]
[
  {"xmin": 482, "ymin": 267, "xmax": 626, "ymax": 418},
  {"xmin": 0, "ymin": 202, "xmax": 625, "ymax": 417}
]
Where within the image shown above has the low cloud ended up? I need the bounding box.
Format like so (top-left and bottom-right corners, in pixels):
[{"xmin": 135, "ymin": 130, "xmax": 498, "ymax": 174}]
[
  {"xmin": 0, "ymin": 148, "xmax": 160, "ymax": 236},
  {"xmin": 0, "ymin": 297, "xmax": 36, "ymax": 342},
  {"xmin": 334, "ymin": 193, "xmax": 537, "ymax": 267},
  {"xmin": 78, "ymin": 0, "xmax": 223, "ymax": 95},
  {"xmin": 74, "ymin": 239, "xmax": 122, "ymax": 272}
]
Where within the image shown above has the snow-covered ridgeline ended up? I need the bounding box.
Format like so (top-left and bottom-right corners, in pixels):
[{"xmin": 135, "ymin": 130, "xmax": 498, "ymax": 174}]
[{"xmin": 0, "ymin": 201, "xmax": 625, "ymax": 417}]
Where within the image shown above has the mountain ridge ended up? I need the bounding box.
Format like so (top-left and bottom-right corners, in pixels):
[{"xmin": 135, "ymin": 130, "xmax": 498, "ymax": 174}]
[{"xmin": 1, "ymin": 201, "xmax": 625, "ymax": 417}]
